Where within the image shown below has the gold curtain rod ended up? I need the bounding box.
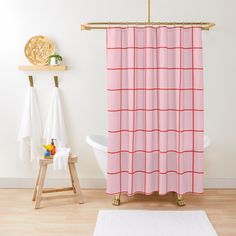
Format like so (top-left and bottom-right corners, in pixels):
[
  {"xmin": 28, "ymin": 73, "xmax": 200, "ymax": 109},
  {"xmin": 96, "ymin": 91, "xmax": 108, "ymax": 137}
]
[
  {"xmin": 81, "ymin": 22, "xmax": 215, "ymax": 31},
  {"xmin": 81, "ymin": 0, "xmax": 215, "ymax": 31}
]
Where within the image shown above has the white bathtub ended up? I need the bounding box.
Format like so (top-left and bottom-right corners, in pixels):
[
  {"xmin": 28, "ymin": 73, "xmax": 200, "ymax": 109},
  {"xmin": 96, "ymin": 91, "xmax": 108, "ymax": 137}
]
[{"xmin": 86, "ymin": 134, "xmax": 211, "ymax": 178}]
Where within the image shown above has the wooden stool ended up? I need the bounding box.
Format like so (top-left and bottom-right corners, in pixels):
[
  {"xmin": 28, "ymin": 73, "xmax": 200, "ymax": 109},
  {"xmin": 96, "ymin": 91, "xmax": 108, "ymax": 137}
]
[{"xmin": 32, "ymin": 154, "xmax": 84, "ymax": 209}]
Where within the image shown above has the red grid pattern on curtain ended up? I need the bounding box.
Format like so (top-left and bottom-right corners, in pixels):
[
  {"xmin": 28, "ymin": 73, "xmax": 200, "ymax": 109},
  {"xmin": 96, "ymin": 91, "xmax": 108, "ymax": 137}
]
[{"xmin": 106, "ymin": 26, "xmax": 204, "ymax": 196}]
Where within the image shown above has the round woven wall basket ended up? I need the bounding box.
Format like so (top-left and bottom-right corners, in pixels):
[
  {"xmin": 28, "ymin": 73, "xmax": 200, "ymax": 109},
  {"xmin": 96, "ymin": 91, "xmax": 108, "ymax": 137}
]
[{"xmin": 24, "ymin": 35, "xmax": 55, "ymax": 66}]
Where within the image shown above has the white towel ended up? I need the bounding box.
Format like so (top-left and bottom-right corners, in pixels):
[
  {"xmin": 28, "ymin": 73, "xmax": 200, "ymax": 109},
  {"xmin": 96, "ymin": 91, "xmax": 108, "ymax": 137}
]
[
  {"xmin": 53, "ymin": 147, "xmax": 70, "ymax": 170},
  {"xmin": 43, "ymin": 87, "xmax": 68, "ymax": 148},
  {"xmin": 18, "ymin": 87, "xmax": 42, "ymax": 161}
]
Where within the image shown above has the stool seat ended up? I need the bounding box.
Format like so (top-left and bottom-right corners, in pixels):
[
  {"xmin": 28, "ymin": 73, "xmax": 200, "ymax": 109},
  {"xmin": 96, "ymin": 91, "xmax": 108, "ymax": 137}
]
[{"xmin": 32, "ymin": 154, "xmax": 84, "ymax": 209}]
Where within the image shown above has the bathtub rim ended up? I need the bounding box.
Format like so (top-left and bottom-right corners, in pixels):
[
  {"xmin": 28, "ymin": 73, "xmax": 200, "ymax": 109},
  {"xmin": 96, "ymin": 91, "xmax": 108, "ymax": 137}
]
[{"xmin": 86, "ymin": 135, "xmax": 108, "ymax": 152}]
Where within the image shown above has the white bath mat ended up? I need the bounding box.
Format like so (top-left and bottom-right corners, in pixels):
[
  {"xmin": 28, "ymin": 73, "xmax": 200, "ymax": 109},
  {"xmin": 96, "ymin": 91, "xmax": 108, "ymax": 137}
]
[{"xmin": 93, "ymin": 210, "xmax": 218, "ymax": 236}]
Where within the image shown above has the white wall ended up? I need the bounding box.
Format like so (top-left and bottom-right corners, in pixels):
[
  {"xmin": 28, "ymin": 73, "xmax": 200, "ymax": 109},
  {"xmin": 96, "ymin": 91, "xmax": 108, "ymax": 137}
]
[{"xmin": 0, "ymin": 0, "xmax": 235, "ymax": 187}]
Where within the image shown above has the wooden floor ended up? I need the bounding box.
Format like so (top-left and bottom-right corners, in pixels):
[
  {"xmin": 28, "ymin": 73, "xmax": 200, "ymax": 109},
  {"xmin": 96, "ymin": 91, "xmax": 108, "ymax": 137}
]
[{"xmin": 0, "ymin": 189, "xmax": 235, "ymax": 236}]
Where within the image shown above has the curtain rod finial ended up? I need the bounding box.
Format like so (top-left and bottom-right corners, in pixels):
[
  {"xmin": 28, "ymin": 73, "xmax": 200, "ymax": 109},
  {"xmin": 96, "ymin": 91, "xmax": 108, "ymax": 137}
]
[{"xmin": 81, "ymin": 24, "xmax": 90, "ymax": 30}]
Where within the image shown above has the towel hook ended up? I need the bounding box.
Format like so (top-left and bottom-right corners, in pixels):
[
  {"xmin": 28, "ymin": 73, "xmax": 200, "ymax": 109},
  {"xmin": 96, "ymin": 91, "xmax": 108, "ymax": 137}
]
[
  {"xmin": 54, "ymin": 76, "xmax": 59, "ymax": 88},
  {"xmin": 28, "ymin": 75, "xmax": 34, "ymax": 87}
]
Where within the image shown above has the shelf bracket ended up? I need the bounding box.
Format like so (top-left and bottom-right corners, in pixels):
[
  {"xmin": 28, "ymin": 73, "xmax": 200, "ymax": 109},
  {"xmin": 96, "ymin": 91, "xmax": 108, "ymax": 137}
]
[
  {"xmin": 54, "ymin": 76, "xmax": 59, "ymax": 88},
  {"xmin": 28, "ymin": 75, "xmax": 34, "ymax": 87}
]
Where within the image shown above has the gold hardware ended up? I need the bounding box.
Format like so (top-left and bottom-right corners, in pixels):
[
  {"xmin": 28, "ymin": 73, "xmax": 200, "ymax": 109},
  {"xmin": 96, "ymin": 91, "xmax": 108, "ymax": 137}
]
[
  {"xmin": 28, "ymin": 75, "xmax": 34, "ymax": 87},
  {"xmin": 148, "ymin": 0, "xmax": 151, "ymax": 23},
  {"xmin": 177, "ymin": 194, "xmax": 186, "ymax": 206},
  {"xmin": 80, "ymin": 0, "xmax": 215, "ymax": 31},
  {"xmin": 81, "ymin": 22, "xmax": 215, "ymax": 31},
  {"xmin": 54, "ymin": 76, "xmax": 59, "ymax": 88},
  {"xmin": 112, "ymin": 194, "xmax": 121, "ymax": 206},
  {"xmin": 111, "ymin": 192, "xmax": 186, "ymax": 206}
]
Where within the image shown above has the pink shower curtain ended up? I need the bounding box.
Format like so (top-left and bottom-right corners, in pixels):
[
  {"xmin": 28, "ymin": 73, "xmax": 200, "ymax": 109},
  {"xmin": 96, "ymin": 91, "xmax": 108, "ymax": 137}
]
[{"xmin": 106, "ymin": 26, "xmax": 204, "ymax": 196}]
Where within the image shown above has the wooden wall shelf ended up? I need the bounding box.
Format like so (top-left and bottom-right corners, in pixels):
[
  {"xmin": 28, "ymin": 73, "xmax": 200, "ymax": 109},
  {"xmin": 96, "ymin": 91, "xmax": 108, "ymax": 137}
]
[{"xmin": 18, "ymin": 65, "xmax": 68, "ymax": 71}]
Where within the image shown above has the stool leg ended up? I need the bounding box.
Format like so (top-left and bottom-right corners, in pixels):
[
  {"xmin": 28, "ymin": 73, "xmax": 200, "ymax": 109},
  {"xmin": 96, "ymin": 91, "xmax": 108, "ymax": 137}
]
[
  {"xmin": 70, "ymin": 163, "xmax": 84, "ymax": 204},
  {"xmin": 32, "ymin": 165, "xmax": 42, "ymax": 201},
  {"xmin": 68, "ymin": 163, "xmax": 76, "ymax": 193},
  {"xmin": 35, "ymin": 164, "xmax": 47, "ymax": 209}
]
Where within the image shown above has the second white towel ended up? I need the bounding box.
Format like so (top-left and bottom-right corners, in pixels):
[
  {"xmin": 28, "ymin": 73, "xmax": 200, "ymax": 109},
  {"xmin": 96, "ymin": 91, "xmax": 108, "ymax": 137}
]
[
  {"xmin": 53, "ymin": 147, "xmax": 70, "ymax": 170},
  {"xmin": 43, "ymin": 87, "xmax": 68, "ymax": 148}
]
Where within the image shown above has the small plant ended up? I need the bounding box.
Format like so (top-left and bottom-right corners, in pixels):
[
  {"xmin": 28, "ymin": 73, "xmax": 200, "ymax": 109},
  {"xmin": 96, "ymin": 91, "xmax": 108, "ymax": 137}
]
[{"xmin": 49, "ymin": 54, "xmax": 63, "ymax": 65}]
